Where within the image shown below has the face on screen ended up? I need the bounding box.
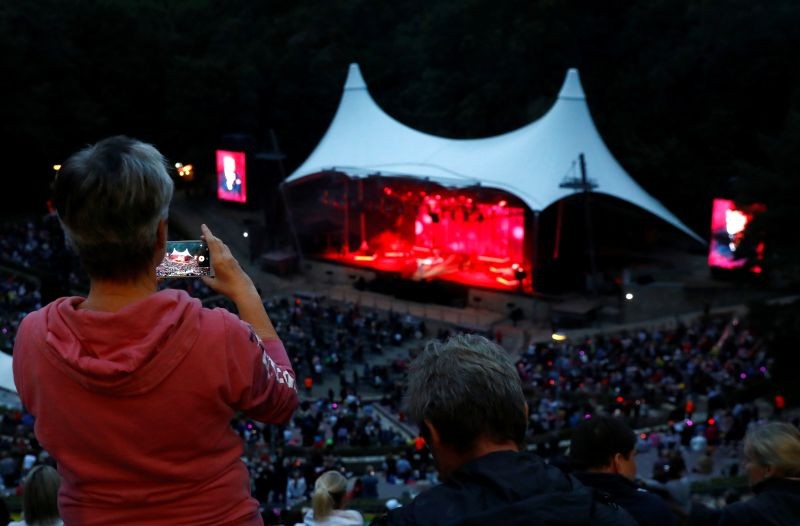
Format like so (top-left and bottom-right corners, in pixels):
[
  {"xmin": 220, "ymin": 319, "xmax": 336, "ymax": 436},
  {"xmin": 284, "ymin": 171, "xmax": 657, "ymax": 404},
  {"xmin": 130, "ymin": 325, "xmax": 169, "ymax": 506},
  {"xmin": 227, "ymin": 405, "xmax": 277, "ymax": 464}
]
[{"xmin": 216, "ymin": 150, "xmax": 247, "ymax": 203}]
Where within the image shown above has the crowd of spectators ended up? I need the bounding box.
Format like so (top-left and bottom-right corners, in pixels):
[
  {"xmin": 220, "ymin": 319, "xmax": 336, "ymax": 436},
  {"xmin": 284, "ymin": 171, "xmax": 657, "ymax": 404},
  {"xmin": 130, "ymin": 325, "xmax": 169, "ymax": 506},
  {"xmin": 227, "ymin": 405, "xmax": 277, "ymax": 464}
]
[
  {"xmin": 518, "ymin": 314, "xmax": 773, "ymax": 440},
  {"xmin": 0, "ymin": 276, "xmax": 41, "ymax": 357},
  {"xmin": 0, "ymin": 215, "xmax": 797, "ymax": 524}
]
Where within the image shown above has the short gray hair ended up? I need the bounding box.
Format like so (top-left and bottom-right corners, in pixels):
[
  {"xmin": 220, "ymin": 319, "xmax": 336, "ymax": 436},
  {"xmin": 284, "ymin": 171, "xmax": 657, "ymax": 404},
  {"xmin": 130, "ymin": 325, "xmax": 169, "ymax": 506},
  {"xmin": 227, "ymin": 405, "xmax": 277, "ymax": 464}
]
[
  {"xmin": 406, "ymin": 334, "xmax": 527, "ymax": 453},
  {"xmin": 55, "ymin": 136, "xmax": 174, "ymax": 281},
  {"xmin": 744, "ymin": 421, "xmax": 800, "ymax": 477}
]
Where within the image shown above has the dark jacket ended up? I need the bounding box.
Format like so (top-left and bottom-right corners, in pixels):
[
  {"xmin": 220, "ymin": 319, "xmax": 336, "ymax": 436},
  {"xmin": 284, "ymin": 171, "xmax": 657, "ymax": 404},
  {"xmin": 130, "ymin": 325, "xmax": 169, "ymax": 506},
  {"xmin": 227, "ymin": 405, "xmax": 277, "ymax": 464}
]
[
  {"xmin": 373, "ymin": 451, "xmax": 637, "ymax": 526},
  {"xmin": 573, "ymin": 471, "xmax": 678, "ymax": 526},
  {"xmin": 717, "ymin": 477, "xmax": 800, "ymax": 526}
]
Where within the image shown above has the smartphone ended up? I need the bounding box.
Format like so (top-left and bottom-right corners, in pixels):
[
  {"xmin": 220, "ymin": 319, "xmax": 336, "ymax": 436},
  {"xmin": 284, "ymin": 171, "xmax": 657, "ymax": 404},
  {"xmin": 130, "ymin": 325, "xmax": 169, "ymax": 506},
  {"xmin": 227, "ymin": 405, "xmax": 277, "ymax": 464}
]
[{"xmin": 156, "ymin": 240, "xmax": 212, "ymax": 278}]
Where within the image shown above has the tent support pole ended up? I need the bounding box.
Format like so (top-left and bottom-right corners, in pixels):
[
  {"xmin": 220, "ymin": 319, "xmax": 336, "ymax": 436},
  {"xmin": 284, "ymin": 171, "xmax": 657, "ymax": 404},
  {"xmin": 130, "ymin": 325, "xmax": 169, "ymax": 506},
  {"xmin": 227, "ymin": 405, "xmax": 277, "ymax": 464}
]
[
  {"xmin": 554, "ymin": 201, "xmax": 564, "ymax": 260},
  {"xmin": 359, "ymin": 179, "xmax": 367, "ymax": 251},
  {"xmin": 343, "ymin": 177, "xmax": 350, "ymax": 255},
  {"xmin": 580, "ymin": 154, "xmax": 599, "ymax": 293}
]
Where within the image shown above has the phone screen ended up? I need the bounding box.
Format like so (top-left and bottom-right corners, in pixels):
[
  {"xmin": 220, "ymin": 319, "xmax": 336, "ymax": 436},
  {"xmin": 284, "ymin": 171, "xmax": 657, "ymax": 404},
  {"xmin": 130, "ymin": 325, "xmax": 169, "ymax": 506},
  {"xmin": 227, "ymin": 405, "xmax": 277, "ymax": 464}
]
[{"xmin": 156, "ymin": 240, "xmax": 211, "ymax": 278}]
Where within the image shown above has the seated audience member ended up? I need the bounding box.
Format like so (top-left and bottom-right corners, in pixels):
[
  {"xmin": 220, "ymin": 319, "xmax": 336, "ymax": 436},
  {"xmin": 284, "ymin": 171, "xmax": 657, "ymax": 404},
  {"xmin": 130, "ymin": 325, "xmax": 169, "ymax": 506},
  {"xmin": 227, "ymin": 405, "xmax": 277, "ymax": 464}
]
[
  {"xmin": 569, "ymin": 415, "xmax": 678, "ymax": 526},
  {"xmin": 12, "ymin": 136, "xmax": 299, "ymax": 525},
  {"xmin": 287, "ymin": 470, "xmax": 309, "ymax": 509},
  {"xmin": 372, "ymin": 334, "xmax": 636, "ymax": 526},
  {"xmin": 361, "ymin": 466, "xmax": 379, "ymax": 499},
  {"xmin": 10, "ymin": 465, "xmax": 62, "ymax": 526},
  {"xmin": 717, "ymin": 421, "xmax": 800, "ymax": 526},
  {"xmin": 298, "ymin": 470, "xmax": 364, "ymax": 526}
]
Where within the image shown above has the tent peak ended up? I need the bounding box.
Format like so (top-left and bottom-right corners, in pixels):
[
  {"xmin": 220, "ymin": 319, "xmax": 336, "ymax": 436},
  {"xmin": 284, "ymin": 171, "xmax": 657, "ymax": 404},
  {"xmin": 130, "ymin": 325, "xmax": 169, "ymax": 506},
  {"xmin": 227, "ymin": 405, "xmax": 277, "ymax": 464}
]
[
  {"xmin": 558, "ymin": 68, "xmax": 586, "ymax": 100},
  {"xmin": 344, "ymin": 63, "xmax": 367, "ymax": 91}
]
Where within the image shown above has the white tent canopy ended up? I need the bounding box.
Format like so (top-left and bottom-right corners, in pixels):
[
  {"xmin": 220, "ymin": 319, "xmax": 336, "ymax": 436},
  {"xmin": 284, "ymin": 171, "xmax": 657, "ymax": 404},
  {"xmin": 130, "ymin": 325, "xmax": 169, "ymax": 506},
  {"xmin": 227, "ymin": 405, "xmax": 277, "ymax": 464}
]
[
  {"xmin": 0, "ymin": 353, "xmax": 16, "ymax": 393},
  {"xmin": 287, "ymin": 64, "xmax": 703, "ymax": 244}
]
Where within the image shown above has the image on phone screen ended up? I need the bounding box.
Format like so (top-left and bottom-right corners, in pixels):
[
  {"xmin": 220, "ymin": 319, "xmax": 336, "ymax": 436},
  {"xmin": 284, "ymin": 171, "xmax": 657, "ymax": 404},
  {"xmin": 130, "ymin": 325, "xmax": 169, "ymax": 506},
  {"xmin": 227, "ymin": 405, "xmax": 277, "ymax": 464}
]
[{"xmin": 156, "ymin": 240, "xmax": 211, "ymax": 278}]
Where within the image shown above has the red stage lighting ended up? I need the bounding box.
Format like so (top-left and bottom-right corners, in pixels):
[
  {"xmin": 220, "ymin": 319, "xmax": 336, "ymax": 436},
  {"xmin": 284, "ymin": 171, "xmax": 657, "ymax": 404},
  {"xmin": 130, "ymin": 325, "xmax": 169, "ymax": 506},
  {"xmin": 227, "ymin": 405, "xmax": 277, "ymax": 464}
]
[{"xmin": 318, "ymin": 187, "xmax": 531, "ymax": 292}]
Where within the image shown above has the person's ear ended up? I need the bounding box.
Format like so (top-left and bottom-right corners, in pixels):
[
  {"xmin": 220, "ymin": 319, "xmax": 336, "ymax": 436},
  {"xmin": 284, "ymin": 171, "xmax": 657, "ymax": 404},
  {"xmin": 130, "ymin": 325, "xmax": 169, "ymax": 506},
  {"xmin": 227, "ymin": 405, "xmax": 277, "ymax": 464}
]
[
  {"xmin": 423, "ymin": 419, "xmax": 441, "ymax": 450},
  {"xmin": 611, "ymin": 452, "xmax": 623, "ymax": 474},
  {"xmin": 153, "ymin": 219, "xmax": 168, "ymax": 266},
  {"xmin": 156, "ymin": 219, "xmax": 167, "ymax": 250}
]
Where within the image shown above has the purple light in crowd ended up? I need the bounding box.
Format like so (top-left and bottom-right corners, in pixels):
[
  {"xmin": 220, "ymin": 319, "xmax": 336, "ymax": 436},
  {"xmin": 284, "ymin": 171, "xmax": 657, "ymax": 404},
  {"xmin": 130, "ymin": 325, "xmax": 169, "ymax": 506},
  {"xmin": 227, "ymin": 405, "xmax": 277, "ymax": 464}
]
[
  {"xmin": 759, "ymin": 367, "xmax": 767, "ymax": 373},
  {"xmin": 332, "ymin": 403, "xmax": 338, "ymax": 409},
  {"xmin": 686, "ymin": 419, "xmax": 694, "ymax": 427},
  {"xmin": 740, "ymin": 373, "xmax": 747, "ymax": 380},
  {"xmin": 584, "ymin": 414, "xmax": 592, "ymax": 420}
]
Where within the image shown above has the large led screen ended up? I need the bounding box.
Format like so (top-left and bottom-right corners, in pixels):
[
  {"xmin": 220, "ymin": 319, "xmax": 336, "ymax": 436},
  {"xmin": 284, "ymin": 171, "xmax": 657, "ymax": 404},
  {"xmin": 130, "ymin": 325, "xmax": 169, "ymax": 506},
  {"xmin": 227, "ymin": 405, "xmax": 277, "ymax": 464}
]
[
  {"xmin": 708, "ymin": 198, "xmax": 766, "ymax": 273},
  {"xmin": 216, "ymin": 150, "xmax": 247, "ymax": 203}
]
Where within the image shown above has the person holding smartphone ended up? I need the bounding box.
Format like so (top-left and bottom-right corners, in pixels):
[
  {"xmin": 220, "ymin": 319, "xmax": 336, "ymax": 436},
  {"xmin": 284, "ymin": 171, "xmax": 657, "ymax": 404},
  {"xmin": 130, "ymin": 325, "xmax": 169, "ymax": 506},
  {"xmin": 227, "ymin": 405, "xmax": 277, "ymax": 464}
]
[{"xmin": 12, "ymin": 136, "xmax": 298, "ymax": 525}]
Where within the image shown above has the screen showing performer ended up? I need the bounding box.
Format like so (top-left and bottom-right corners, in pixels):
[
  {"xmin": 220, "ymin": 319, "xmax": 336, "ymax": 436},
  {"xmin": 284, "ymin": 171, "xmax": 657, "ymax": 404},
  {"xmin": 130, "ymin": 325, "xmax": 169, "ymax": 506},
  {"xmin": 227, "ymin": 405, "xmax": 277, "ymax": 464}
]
[
  {"xmin": 708, "ymin": 198, "xmax": 766, "ymax": 273},
  {"xmin": 216, "ymin": 150, "xmax": 247, "ymax": 203}
]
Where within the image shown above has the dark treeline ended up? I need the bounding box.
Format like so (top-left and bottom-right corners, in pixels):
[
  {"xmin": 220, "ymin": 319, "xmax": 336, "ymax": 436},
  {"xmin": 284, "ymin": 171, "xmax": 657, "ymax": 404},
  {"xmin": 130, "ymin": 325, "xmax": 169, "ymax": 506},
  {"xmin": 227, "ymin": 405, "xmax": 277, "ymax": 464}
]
[{"xmin": 1, "ymin": 0, "xmax": 799, "ymax": 275}]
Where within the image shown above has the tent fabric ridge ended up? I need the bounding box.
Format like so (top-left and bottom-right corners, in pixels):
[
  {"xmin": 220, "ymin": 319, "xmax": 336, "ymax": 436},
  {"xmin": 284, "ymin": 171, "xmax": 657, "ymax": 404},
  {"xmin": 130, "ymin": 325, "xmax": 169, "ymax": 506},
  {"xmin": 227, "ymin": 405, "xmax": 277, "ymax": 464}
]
[{"xmin": 286, "ymin": 64, "xmax": 705, "ymax": 245}]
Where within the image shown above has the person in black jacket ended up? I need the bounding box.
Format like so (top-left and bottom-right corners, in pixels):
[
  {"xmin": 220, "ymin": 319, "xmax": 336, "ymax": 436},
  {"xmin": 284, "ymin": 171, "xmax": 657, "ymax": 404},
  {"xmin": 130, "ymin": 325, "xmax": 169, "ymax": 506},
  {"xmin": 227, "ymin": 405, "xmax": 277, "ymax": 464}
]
[
  {"xmin": 371, "ymin": 334, "xmax": 636, "ymax": 526},
  {"xmin": 717, "ymin": 421, "xmax": 800, "ymax": 526},
  {"xmin": 568, "ymin": 415, "xmax": 678, "ymax": 526}
]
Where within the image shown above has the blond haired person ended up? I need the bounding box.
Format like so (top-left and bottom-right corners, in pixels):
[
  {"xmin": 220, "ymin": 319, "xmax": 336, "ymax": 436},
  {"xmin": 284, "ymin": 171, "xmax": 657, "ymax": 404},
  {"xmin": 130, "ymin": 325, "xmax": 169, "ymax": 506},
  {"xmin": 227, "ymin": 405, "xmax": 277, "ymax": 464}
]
[
  {"xmin": 718, "ymin": 421, "xmax": 800, "ymax": 526},
  {"xmin": 10, "ymin": 465, "xmax": 62, "ymax": 526},
  {"xmin": 297, "ymin": 471, "xmax": 363, "ymax": 526}
]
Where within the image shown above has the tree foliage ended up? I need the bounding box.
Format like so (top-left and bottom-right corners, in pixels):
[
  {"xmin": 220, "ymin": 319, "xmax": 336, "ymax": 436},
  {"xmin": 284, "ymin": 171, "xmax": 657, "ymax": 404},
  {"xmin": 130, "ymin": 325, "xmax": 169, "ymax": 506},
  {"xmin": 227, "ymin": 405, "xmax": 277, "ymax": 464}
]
[{"xmin": 1, "ymin": 0, "xmax": 798, "ymax": 270}]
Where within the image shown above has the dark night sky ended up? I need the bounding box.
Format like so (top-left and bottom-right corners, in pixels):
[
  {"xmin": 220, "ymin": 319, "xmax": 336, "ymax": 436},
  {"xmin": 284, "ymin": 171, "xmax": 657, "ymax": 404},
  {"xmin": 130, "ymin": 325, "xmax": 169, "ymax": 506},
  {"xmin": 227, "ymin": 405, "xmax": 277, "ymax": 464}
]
[{"xmin": 1, "ymin": 0, "xmax": 798, "ymax": 267}]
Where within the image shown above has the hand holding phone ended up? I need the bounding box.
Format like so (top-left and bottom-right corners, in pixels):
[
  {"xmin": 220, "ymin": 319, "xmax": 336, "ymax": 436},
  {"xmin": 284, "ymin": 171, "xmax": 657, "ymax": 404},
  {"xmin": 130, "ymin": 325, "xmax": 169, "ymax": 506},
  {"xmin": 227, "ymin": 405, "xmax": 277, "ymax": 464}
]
[
  {"xmin": 199, "ymin": 224, "xmax": 257, "ymax": 302},
  {"xmin": 156, "ymin": 240, "xmax": 212, "ymax": 279},
  {"xmin": 200, "ymin": 224, "xmax": 278, "ymax": 340}
]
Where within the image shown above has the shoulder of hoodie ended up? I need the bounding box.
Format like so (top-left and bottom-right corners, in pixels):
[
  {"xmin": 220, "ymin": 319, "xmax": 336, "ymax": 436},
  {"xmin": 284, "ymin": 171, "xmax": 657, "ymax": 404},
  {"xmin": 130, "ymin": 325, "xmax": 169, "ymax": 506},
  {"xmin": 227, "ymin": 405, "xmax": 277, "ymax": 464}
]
[
  {"xmin": 16, "ymin": 296, "xmax": 75, "ymax": 338},
  {"xmin": 18, "ymin": 291, "xmax": 250, "ymax": 337},
  {"xmin": 193, "ymin": 294, "xmax": 260, "ymax": 343}
]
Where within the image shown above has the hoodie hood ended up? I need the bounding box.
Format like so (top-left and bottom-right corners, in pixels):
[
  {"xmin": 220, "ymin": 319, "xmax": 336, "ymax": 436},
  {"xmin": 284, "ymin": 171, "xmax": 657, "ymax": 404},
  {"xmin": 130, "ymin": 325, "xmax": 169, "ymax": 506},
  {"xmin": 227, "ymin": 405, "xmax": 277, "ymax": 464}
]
[{"xmin": 41, "ymin": 289, "xmax": 202, "ymax": 396}]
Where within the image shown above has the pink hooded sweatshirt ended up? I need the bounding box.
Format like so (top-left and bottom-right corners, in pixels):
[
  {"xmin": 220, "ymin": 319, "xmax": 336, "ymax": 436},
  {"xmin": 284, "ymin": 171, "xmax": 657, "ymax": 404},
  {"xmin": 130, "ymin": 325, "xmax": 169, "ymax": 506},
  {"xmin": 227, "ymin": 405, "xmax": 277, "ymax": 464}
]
[{"xmin": 13, "ymin": 289, "xmax": 298, "ymax": 526}]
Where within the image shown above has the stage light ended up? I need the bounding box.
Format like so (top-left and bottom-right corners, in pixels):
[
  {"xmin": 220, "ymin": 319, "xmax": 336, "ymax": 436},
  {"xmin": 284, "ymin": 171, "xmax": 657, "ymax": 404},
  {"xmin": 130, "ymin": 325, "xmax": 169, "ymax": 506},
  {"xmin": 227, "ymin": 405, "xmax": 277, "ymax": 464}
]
[
  {"xmin": 175, "ymin": 162, "xmax": 183, "ymax": 168},
  {"xmin": 512, "ymin": 226, "xmax": 524, "ymax": 240},
  {"xmin": 53, "ymin": 164, "xmax": 61, "ymax": 172},
  {"xmin": 498, "ymin": 200, "xmax": 507, "ymax": 207},
  {"xmin": 625, "ymin": 292, "xmax": 634, "ymax": 300},
  {"xmin": 551, "ymin": 332, "xmax": 567, "ymax": 342}
]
